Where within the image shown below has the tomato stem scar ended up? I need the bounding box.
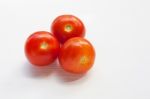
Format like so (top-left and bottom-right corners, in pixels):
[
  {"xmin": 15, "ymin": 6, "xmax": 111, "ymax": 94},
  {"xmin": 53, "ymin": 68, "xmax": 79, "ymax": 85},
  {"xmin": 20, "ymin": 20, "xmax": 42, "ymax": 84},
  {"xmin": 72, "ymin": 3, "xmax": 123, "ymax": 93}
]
[
  {"xmin": 40, "ymin": 42, "xmax": 48, "ymax": 50},
  {"xmin": 80, "ymin": 56, "xmax": 89, "ymax": 65},
  {"xmin": 64, "ymin": 24, "xmax": 73, "ymax": 32}
]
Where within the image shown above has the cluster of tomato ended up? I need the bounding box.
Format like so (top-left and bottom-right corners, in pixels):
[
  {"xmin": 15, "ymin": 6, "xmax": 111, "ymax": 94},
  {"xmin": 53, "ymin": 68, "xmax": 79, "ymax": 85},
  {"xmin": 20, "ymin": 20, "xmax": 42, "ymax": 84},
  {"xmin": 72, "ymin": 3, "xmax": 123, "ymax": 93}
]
[{"xmin": 25, "ymin": 15, "xmax": 95, "ymax": 74}]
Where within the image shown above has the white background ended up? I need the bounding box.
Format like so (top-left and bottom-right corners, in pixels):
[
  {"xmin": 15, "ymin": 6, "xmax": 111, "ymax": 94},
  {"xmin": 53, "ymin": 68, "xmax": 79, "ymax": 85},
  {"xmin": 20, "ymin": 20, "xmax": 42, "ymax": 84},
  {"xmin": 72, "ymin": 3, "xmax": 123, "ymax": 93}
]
[{"xmin": 0, "ymin": 0, "xmax": 150, "ymax": 99}]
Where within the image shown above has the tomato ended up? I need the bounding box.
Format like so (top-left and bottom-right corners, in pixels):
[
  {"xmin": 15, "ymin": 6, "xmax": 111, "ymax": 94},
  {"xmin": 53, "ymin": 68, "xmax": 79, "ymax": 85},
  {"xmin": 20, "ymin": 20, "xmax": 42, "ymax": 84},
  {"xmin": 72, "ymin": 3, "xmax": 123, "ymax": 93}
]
[
  {"xmin": 58, "ymin": 37, "xmax": 95, "ymax": 74},
  {"xmin": 51, "ymin": 15, "xmax": 85, "ymax": 43},
  {"xmin": 25, "ymin": 31, "xmax": 60, "ymax": 66}
]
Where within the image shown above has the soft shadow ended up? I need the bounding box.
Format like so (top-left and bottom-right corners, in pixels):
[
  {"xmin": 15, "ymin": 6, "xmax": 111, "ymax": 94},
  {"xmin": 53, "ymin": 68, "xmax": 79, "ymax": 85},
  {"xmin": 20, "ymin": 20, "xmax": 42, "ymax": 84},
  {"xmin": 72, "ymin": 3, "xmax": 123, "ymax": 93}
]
[
  {"xmin": 54, "ymin": 62, "xmax": 87, "ymax": 82},
  {"xmin": 23, "ymin": 60, "xmax": 88, "ymax": 82},
  {"xmin": 23, "ymin": 61, "xmax": 57, "ymax": 78}
]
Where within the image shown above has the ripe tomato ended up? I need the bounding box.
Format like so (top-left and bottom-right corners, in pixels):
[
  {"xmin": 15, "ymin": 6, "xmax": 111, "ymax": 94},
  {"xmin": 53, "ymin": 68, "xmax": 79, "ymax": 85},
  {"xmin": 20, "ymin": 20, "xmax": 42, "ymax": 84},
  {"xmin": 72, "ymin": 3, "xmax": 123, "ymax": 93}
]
[
  {"xmin": 51, "ymin": 15, "xmax": 85, "ymax": 43},
  {"xmin": 59, "ymin": 37, "xmax": 95, "ymax": 74},
  {"xmin": 25, "ymin": 31, "xmax": 60, "ymax": 66}
]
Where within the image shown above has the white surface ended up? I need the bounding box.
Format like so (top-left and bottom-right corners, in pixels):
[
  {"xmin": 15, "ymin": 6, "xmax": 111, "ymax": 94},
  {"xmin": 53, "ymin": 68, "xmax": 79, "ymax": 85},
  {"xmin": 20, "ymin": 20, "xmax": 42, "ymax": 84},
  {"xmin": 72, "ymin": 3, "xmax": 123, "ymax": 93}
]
[{"xmin": 0, "ymin": 0, "xmax": 150, "ymax": 99}]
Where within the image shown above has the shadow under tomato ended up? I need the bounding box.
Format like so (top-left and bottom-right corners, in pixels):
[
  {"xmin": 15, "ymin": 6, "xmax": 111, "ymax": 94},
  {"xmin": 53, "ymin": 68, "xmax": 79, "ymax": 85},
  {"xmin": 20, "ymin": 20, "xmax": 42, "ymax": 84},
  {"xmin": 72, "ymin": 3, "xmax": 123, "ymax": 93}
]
[
  {"xmin": 23, "ymin": 61, "xmax": 56, "ymax": 78},
  {"xmin": 54, "ymin": 61, "xmax": 87, "ymax": 83},
  {"xmin": 23, "ymin": 60, "xmax": 87, "ymax": 82}
]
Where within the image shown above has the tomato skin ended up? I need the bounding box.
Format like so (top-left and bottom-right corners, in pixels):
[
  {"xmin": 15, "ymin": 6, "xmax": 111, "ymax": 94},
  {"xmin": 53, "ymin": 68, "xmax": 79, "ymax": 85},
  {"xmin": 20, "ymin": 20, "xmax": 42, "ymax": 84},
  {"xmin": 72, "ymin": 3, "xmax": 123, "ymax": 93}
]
[
  {"xmin": 58, "ymin": 37, "xmax": 95, "ymax": 74},
  {"xmin": 51, "ymin": 15, "xmax": 85, "ymax": 44},
  {"xmin": 25, "ymin": 31, "xmax": 60, "ymax": 66}
]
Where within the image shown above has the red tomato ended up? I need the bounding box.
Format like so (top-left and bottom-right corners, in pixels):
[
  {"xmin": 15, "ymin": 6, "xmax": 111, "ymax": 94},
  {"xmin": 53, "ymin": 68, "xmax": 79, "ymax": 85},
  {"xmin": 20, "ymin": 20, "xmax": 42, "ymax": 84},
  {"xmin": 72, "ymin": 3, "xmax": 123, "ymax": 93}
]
[
  {"xmin": 59, "ymin": 37, "xmax": 95, "ymax": 74},
  {"xmin": 25, "ymin": 31, "xmax": 60, "ymax": 66},
  {"xmin": 51, "ymin": 15, "xmax": 85, "ymax": 43}
]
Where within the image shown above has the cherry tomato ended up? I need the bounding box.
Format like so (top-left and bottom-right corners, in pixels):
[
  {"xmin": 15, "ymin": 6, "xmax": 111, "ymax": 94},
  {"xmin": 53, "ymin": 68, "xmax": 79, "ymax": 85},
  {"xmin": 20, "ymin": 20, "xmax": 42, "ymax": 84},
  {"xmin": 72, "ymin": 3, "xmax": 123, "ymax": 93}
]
[
  {"xmin": 59, "ymin": 37, "xmax": 95, "ymax": 74},
  {"xmin": 25, "ymin": 31, "xmax": 60, "ymax": 66},
  {"xmin": 51, "ymin": 15, "xmax": 85, "ymax": 43}
]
